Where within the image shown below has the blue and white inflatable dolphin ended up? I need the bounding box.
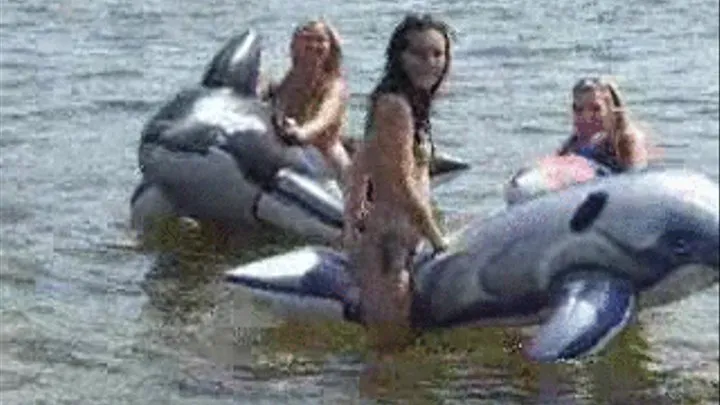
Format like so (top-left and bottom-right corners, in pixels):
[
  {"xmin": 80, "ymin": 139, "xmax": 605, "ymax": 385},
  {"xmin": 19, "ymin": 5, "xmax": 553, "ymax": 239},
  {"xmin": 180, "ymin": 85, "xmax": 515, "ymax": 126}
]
[
  {"xmin": 130, "ymin": 29, "xmax": 470, "ymax": 243},
  {"xmin": 225, "ymin": 168, "xmax": 719, "ymax": 363}
]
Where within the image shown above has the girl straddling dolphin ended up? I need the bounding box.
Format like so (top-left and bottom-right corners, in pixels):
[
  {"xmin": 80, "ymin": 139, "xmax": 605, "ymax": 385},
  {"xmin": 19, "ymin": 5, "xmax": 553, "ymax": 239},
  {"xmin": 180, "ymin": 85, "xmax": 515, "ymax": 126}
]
[
  {"xmin": 342, "ymin": 13, "xmax": 453, "ymax": 352},
  {"xmin": 260, "ymin": 20, "xmax": 353, "ymax": 189}
]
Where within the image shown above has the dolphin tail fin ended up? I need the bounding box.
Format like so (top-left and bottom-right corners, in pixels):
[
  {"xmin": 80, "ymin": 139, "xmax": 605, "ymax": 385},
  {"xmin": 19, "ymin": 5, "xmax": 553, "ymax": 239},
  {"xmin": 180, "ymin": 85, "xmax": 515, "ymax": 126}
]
[
  {"xmin": 224, "ymin": 246, "xmax": 359, "ymax": 321},
  {"xmin": 201, "ymin": 29, "xmax": 262, "ymax": 95},
  {"xmin": 524, "ymin": 272, "xmax": 636, "ymax": 363}
]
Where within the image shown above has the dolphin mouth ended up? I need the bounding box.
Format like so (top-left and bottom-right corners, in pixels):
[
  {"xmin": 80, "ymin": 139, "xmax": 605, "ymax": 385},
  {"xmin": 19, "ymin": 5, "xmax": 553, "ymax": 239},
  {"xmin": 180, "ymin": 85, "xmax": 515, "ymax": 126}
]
[{"xmin": 709, "ymin": 249, "xmax": 719, "ymax": 269}]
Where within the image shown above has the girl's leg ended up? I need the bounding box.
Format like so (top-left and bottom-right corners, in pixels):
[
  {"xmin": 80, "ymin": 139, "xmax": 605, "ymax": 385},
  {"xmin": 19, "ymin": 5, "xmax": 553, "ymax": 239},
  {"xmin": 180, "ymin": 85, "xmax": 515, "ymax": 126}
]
[
  {"xmin": 326, "ymin": 141, "xmax": 352, "ymax": 189},
  {"xmin": 355, "ymin": 231, "xmax": 415, "ymax": 353}
]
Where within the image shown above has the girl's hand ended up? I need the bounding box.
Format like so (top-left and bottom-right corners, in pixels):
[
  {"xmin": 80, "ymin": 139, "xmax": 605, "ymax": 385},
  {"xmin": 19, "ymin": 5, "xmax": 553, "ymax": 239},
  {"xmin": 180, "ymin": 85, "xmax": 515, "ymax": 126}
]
[
  {"xmin": 281, "ymin": 117, "xmax": 307, "ymax": 144},
  {"xmin": 432, "ymin": 235, "xmax": 449, "ymax": 256},
  {"xmin": 341, "ymin": 221, "xmax": 361, "ymax": 249}
]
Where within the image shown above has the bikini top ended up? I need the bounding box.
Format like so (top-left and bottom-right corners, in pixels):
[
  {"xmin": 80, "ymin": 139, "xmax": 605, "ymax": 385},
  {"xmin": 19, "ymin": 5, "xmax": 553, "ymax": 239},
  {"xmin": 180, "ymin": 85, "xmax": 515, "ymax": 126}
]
[{"xmin": 567, "ymin": 133, "xmax": 624, "ymax": 174}]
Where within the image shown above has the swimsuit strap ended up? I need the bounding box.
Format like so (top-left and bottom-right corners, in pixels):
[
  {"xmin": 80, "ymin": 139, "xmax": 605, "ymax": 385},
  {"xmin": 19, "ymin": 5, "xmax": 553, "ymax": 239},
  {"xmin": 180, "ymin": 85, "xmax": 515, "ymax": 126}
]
[
  {"xmin": 574, "ymin": 133, "xmax": 625, "ymax": 173},
  {"xmin": 414, "ymin": 116, "xmax": 436, "ymax": 166}
]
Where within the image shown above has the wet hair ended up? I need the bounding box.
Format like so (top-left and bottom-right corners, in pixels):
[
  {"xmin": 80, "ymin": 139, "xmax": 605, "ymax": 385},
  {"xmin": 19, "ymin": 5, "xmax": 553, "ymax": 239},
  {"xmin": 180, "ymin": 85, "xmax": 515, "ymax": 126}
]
[
  {"xmin": 571, "ymin": 77, "xmax": 636, "ymax": 167},
  {"xmin": 366, "ymin": 13, "xmax": 454, "ymax": 147}
]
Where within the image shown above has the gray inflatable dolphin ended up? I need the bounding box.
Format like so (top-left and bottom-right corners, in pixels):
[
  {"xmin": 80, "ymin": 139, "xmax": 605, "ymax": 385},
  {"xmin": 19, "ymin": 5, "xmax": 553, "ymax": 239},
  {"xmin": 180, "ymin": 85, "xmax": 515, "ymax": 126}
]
[
  {"xmin": 130, "ymin": 29, "xmax": 471, "ymax": 243},
  {"xmin": 224, "ymin": 168, "xmax": 719, "ymax": 363}
]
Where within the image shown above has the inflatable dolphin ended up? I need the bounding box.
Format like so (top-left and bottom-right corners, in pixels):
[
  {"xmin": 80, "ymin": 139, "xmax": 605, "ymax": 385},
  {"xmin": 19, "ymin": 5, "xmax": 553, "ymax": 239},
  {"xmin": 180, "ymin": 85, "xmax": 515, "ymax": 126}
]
[
  {"xmin": 503, "ymin": 154, "xmax": 618, "ymax": 206},
  {"xmin": 130, "ymin": 29, "xmax": 470, "ymax": 243},
  {"xmin": 224, "ymin": 168, "xmax": 719, "ymax": 363}
]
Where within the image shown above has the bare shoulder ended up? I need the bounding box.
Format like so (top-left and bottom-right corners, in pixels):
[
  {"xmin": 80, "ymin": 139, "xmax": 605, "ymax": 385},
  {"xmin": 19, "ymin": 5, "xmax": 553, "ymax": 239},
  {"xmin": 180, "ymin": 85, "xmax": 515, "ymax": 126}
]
[
  {"xmin": 370, "ymin": 93, "xmax": 414, "ymax": 153},
  {"xmin": 374, "ymin": 93, "xmax": 412, "ymax": 117},
  {"xmin": 321, "ymin": 78, "xmax": 348, "ymax": 106},
  {"xmin": 372, "ymin": 93, "xmax": 413, "ymax": 135},
  {"xmin": 328, "ymin": 77, "xmax": 347, "ymax": 94},
  {"xmin": 627, "ymin": 123, "xmax": 648, "ymax": 144}
]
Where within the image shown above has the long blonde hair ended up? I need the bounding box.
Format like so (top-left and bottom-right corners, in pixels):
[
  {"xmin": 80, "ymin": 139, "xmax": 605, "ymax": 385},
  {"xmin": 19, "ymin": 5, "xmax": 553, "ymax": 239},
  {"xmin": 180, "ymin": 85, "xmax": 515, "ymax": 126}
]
[
  {"xmin": 288, "ymin": 19, "xmax": 345, "ymax": 122},
  {"xmin": 572, "ymin": 77, "xmax": 643, "ymax": 167}
]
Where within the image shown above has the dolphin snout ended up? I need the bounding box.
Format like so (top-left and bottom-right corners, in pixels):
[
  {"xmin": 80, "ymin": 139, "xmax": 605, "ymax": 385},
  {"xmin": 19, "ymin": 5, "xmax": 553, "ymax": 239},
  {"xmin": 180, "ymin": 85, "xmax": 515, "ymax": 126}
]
[
  {"xmin": 709, "ymin": 247, "xmax": 719, "ymax": 270},
  {"xmin": 696, "ymin": 213, "xmax": 720, "ymax": 270},
  {"xmin": 695, "ymin": 178, "xmax": 719, "ymax": 269},
  {"xmin": 706, "ymin": 222, "xmax": 719, "ymax": 270},
  {"xmin": 654, "ymin": 171, "xmax": 720, "ymax": 274}
]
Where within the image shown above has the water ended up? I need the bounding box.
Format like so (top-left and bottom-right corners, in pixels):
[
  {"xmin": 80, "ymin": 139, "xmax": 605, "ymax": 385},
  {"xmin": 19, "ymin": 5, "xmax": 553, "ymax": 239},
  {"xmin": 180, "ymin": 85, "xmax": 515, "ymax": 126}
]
[{"xmin": 1, "ymin": 0, "xmax": 718, "ymax": 403}]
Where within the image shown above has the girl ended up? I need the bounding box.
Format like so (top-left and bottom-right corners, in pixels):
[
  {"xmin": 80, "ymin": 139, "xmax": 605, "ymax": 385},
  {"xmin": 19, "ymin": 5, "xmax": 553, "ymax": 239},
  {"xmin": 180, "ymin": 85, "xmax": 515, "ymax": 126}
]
[
  {"xmin": 263, "ymin": 20, "xmax": 352, "ymax": 186},
  {"xmin": 343, "ymin": 14, "xmax": 454, "ymax": 351},
  {"xmin": 557, "ymin": 77, "xmax": 650, "ymax": 172}
]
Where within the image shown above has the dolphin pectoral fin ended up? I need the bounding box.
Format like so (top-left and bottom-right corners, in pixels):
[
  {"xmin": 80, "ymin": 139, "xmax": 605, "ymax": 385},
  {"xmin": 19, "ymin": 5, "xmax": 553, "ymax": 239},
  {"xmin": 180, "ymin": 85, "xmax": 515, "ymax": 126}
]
[
  {"xmin": 254, "ymin": 168, "xmax": 344, "ymax": 243},
  {"xmin": 525, "ymin": 273, "xmax": 636, "ymax": 363}
]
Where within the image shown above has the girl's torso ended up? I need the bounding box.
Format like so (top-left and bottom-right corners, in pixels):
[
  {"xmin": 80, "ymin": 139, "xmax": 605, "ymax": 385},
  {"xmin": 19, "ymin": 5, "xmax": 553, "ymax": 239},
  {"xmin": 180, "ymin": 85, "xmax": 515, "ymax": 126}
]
[
  {"xmin": 272, "ymin": 75, "xmax": 346, "ymax": 152},
  {"xmin": 363, "ymin": 94, "xmax": 432, "ymax": 220}
]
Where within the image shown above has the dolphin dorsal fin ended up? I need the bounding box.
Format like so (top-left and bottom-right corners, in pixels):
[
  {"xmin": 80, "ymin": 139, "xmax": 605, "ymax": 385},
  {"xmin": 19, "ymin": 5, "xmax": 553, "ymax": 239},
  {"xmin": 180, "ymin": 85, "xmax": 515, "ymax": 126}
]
[{"xmin": 201, "ymin": 29, "xmax": 262, "ymax": 96}]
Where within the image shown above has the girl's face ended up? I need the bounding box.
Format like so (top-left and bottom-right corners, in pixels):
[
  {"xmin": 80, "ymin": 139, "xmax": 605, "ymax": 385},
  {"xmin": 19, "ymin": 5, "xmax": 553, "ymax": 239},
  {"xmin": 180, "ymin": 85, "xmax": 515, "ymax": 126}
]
[
  {"xmin": 400, "ymin": 28, "xmax": 447, "ymax": 91},
  {"xmin": 573, "ymin": 89, "xmax": 611, "ymax": 138},
  {"xmin": 291, "ymin": 23, "xmax": 332, "ymax": 69}
]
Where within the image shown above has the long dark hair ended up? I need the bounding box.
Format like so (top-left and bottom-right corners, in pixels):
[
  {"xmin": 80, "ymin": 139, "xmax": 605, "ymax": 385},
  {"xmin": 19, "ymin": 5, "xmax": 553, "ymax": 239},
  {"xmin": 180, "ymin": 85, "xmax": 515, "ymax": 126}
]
[{"xmin": 365, "ymin": 14, "xmax": 453, "ymax": 144}]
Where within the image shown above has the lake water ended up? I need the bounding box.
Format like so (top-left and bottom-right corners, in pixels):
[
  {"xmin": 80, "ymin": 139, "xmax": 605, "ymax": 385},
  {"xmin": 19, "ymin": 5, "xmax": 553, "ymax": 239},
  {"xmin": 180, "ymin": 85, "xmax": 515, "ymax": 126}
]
[{"xmin": 1, "ymin": 0, "xmax": 718, "ymax": 403}]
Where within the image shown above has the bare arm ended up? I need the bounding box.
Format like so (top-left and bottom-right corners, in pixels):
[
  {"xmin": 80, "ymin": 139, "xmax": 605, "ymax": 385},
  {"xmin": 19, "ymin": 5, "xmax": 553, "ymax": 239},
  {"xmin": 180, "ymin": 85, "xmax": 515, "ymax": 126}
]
[
  {"xmin": 373, "ymin": 94, "xmax": 445, "ymax": 247},
  {"xmin": 256, "ymin": 73, "xmax": 276, "ymax": 101},
  {"xmin": 627, "ymin": 128, "xmax": 649, "ymax": 167},
  {"xmin": 295, "ymin": 79, "xmax": 346, "ymax": 142}
]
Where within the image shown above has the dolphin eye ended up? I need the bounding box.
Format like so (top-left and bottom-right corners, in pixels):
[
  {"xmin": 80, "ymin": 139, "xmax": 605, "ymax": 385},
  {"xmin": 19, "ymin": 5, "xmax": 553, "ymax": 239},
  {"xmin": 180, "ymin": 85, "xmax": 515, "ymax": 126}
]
[
  {"xmin": 570, "ymin": 190, "xmax": 609, "ymax": 233},
  {"xmin": 672, "ymin": 238, "xmax": 690, "ymax": 256},
  {"xmin": 211, "ymin": 128, "xmax": 228, "ymax": 145}
]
